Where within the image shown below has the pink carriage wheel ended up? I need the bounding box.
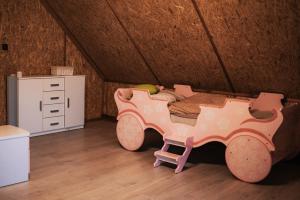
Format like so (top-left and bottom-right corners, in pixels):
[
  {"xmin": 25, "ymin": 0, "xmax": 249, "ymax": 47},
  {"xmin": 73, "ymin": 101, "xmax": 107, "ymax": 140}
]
[
  {"xmin": 225, "ymin": 135, "xmax": 272, "ymax": 183},
  {"xmin": 116, "ymin": 114, "xmax": 145, "ymax": 151}
]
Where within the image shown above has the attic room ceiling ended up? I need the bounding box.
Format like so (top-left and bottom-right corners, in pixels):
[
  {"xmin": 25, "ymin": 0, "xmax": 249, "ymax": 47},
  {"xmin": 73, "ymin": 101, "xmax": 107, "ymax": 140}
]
[{"xmin": 41, "ymin": 0, "xmax": 300, "ymax": 98}]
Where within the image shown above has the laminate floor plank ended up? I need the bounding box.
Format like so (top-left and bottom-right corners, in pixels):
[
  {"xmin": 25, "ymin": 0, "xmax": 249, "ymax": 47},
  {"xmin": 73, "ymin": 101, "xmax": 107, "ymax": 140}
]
[{"xmin": 0, "ymin": 119, "xmax": 299, "ymax": 200}]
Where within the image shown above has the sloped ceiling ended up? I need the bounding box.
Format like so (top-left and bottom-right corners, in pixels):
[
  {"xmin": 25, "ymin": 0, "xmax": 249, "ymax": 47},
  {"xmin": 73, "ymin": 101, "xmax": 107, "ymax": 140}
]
[{"xmin": 42, "ymin": 0, "xmax": 300, "ymax": 98}]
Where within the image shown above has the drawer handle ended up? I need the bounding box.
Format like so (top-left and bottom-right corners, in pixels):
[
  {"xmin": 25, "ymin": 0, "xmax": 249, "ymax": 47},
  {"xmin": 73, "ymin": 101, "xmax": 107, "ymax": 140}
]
[
  {"xmin": 50, "ymin": 110, "xmax": 59, "ymax": 113},
  {"xmin": 50, "ymin": 97, "xmax": 59, "ymax": 100},
  {"xmin": 67, "ymin": 98, "xmax": 70, "ymax": 108},
  {"xmin": 50, "ymin": 122, "xmax": 59, "ymax": 126},
  {"xmin": 50, "ymin": 84, "xmax": 60, "ymax": 87}
]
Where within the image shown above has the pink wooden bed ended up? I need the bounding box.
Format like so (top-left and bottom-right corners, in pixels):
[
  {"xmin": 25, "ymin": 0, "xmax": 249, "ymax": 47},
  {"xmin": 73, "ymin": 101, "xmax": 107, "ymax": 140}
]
[{"xmin": 114, "ymin": 84, "xmax": 300, "ymax": 183}]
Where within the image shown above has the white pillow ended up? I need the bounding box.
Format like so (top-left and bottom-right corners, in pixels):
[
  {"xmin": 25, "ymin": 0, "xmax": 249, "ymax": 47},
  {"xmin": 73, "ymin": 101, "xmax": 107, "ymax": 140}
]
[{"xmin": 152, "ymin": 92, "xmax": 177, "ymax": 103}]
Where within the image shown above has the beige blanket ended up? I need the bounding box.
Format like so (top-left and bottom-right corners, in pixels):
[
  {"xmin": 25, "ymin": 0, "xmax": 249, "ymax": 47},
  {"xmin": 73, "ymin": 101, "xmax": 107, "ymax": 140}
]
[{"xmin": 168, "ymin": 93, "xmax": 227, "ymax": 119}]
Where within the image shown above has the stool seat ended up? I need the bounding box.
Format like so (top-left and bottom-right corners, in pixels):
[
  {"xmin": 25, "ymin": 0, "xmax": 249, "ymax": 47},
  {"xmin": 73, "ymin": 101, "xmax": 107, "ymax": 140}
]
[
  {"xmin": 0, "ymin": 125, "xmax": 30, "ymax": 187},
  {"xmin": 0, "ymin": 125, "xmax": 29, "ymax": 140}
]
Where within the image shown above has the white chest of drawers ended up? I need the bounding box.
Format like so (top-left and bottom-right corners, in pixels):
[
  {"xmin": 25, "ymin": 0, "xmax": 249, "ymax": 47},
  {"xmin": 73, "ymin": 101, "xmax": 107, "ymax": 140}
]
[{"xmin": 7, "ymin": 75, "xmax": 85, "ymax": 136}]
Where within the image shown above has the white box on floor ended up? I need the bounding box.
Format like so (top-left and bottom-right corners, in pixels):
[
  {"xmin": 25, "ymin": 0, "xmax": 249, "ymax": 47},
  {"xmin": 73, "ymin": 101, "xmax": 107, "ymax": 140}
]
[{"xmin": 0, "ymin": 125, "xmax": 30, "ymax": 187}]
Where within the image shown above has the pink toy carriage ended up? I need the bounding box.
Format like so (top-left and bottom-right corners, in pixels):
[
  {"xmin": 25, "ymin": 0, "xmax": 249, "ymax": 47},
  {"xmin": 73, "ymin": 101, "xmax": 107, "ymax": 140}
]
[{"xmin": 114, "ymin": 84, "xmax": 300, "ymax": 183}]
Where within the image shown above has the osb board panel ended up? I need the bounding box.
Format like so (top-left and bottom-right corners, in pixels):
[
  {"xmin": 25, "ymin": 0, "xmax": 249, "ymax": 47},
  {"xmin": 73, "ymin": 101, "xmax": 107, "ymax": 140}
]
[
  {"xmin": 108, "ymin": 0, "xmax": 230, "ymax": 91},
  {"xmin": 0, "ymin": 54, "xmax": 8, "ymax": 125},
  {"xmin": 0, "ymin": 0, "xmax": 104, "ymax": 125},
  {"xmin": 46, "ymin": 0, "xmax": 158, "ymax": 84},
  {"xmin": 273, "ymin": 103, "xmax": 300, "ymax": 161},
  {"xmin": 103, "ymin": 82, "xmax": 134, "ymax": 117},
  {"xmin": 0, "ymin": 0, "xmax": 64, "ymax": 125},
  {"xmin": 197, "ymin": 0, "xmax": 300, "ymax": 98},
  {"xmin": 66, "ymin": 37, "xmax": 104, "ymax": 120},
  {"xmin": 1, "ymin": 3, "xmax": 9, "ymax": 125},
  {"xmin": 2, "ymin": 0, "xmax": 65, "ymax": 75}
]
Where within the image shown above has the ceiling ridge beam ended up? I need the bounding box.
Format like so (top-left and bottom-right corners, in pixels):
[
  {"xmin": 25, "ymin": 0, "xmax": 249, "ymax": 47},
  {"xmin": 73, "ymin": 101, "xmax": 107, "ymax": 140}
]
[
  {"xmin": 40, "ymin": 0, "xmax": 106, "ymax": 80},
  {"xmin": 105, "ymin": 0, "xmax": 161, "ymax": 85},
  {"xmin": 191, "ymin": 0, "xmax": 235, "ymax": 93}
]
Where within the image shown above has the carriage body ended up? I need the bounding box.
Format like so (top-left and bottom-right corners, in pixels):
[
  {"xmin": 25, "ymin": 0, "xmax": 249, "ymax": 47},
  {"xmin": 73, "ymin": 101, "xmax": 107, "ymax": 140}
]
[{"xmin": 114, "ymin": 84, "xmax": 299, "ymax": 183}]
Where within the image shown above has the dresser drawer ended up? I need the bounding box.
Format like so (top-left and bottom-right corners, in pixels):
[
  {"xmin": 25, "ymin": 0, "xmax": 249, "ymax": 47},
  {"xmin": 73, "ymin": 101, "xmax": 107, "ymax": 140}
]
[
  {"xmin": 43, "ymin": 104, "xmax": 64, "ymax": 118},
  {"xmin": 43, "ymin": 91, "xmax": 64, "ymax": 105},
  {"xmin": 43, "ymin": 78, "xmax": 64, "ymax": 91},
  {"xmin": 43, "ymin": 116, "xmax": 64, "ymax": 131}
]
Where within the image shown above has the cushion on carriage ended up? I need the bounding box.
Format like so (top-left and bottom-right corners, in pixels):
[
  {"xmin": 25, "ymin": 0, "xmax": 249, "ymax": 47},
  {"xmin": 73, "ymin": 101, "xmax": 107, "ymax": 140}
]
[
  {"xmin": 169, "ymin": 92, "xmax": 275, "ymax": 123},
  {"xmin": 124, "ymin": 88, "xmax": 184, "ymax": 103},
  {"xmin": 168, "ymin": 93, "xmax": 227, "ymax": 119},
  {"xmin": 152, "ymin": 92, "xmax": 177, "ymax": 103},
  {"xmin": 135, "ymin": 84, "xmax": 159, "ymax": 94}
]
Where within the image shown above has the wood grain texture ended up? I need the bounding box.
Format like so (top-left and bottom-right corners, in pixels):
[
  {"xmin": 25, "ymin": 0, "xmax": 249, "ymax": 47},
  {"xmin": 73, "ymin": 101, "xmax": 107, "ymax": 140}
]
[
  {"xmin": 0, "ymin": 54, "xmax": 7, "ymax": 125},
  {"xmin": 108, "ymin": 0, "xmax": 230, "ymax": 91},
  {"xmin": 66, "ymin": 37, "xmax": 104, "ymax": 120},
  {"xmin": 196, "ymin": 0, "xmax": 300, "ymax": 98},
  {"xmin": 226, "ymin": 135, "xmax": 272, "ymax": 183},
  {"xmin": 2, "ymin": 0, "xmax": 65, "ymax": 75},
  {"xmin": 0, "ymin": 119, "xmax": 299, "ymax": 200},
  {"xmin": 46, "ymin": 0, "xmax": 158, "ymax": 84},
  {"xmin": 272, "ymin": 103, "xmax": 300, "ymax": 163},
  {"xmin": 117, "ymin": 114, "xmax": 145, "ymax": 151},
  {"xmin": 44, "ymin": 0, "xmax": 300, "ymax": 99},
  {"xmin": 0, "ymin": 0, "xmax": 104, "ymax": 124},
  {"xmin": 0, "ymin": 0, "xmax": 64, "ymax": 125},
  {"xmin": 103, "ymin": 82, "xmax": 134, "ymax": 116},
  {"xmin": 0, "ymin": 2, "xmax": 9, "ymax": 125},
  {"xmin": 40, "ymin": 0, "xmax": 106, "ymax": 80}
]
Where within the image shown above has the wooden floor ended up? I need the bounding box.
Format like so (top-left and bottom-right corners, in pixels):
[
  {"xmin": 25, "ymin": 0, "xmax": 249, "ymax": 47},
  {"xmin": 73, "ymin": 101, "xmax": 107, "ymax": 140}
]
[{"xmin": 1, "ymin": 119, "xmax": 300, "ymax": 200}]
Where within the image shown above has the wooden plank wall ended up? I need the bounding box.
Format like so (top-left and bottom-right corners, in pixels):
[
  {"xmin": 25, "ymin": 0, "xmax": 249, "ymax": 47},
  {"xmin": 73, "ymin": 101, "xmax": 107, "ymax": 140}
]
[
  {"xmin": 44, "ymin": 0, "xmax": 300, "ymax": 99},
  {"xmin": 0, "ymin": 0, "xmax": 103, "ymax": 125}
]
